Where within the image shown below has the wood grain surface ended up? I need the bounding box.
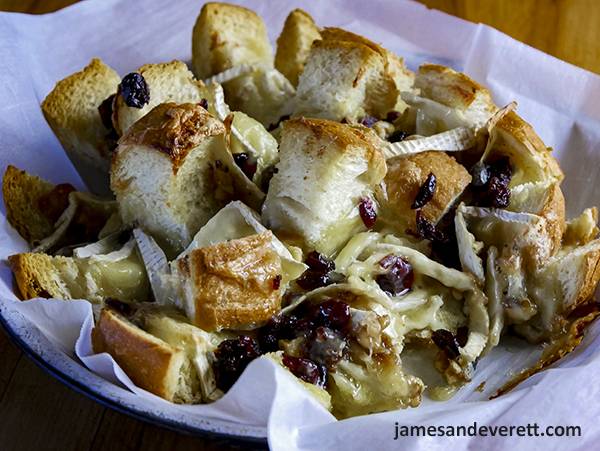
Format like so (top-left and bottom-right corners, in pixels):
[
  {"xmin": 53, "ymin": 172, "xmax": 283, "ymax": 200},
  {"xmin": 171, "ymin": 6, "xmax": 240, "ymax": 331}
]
[{"xmin": 0, "ymin": 0, "xmax": 598, "ymax": 450}]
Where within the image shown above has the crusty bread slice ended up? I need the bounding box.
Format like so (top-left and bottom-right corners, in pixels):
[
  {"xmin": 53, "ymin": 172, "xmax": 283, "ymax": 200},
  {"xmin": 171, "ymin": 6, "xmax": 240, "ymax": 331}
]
[
  {"xmin": 564, "ymin": 207, "xmax": 599, "ymax": 246},
  {"xmin": 293, "ymin": 28, "xmax": 414, "ymax": 121},
  {"xmin": 92, "ymin": 308, "xmax": 192, "ymax": 402},
  {"xmin": 191, "ymin": 2, "xmax": 273, "ymax": 80},
  {"xmin": 8, "ymin": 246, "xmax": 150, "ymax": 303},
  {"xmin": 112, "ymin": 61, "xmax": 208, "ymax": 135},
  {"xmin": 111, "ymin": 103, "xmax": 231, "ymax": 256},
  {"xmin": 262, "ymin": 118, "xmax": 387, "ymax": 255},
  {"xmin": 492, "ymin": 110, "xmax": 564, "ymax": 186},
  {"xmin": 41, "ymin": 58, "xmax": 120, "ymax": 183},
  {"xmin": 172, "ymin": 232, "xmax": 283, "ymax": 332},
  {"xmin": 3, "ymin": 165, "xmax": 57, "ymax": 243},
  {"xmin": 377, "ymin": 151, "xmax": 471, "ymax": 233},
  {"xmin": 275, "ymin": 9, "xmax": 321, "ymax": 87},
  {"xmin": 415, "ymin": 64, "xmax": 498, "ymax": 129}
]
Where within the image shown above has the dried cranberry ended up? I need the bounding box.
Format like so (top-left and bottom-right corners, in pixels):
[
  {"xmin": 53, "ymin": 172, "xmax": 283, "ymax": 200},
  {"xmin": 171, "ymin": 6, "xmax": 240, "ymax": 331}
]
[
  {"xmin": 305, "ymin": 326, "xmax": 348, "ymax": 369},
  {"xmin": 199, "ymin": 98, "xmax": 208, "ymax": 110},
  {"xmin": 471, "ymin": 157, "xmax": 512, "ymax": 209},
  {"xmin": 411, "ymin": 172, "xmax": 437, "ymax": 209},
  {"xmin": 386, "ymin": 111, "xmax": 401, "ymax": 122},
  {"xmin": 305, "ymin": 251, "xmax": 335, "ymax": 273},
  {"xmin": 487, "ymin": 176, "xmax": 511, "ymax": 208},
  {"xmin": 296, "ymin": 271, "xmax": 334, "ymax": 290},
  {"xmin": 232, "ymin": 152, "xmax": 258, "ymax": 180},
  {"xmin": 282, "ymin": 355, "xmax": 327, "ymax": 388},
  {"xmin": 388, "ymin": 130, "xmax": 408, "ymax": 143},
  {"xmin": 119, "ymin": 72, "xmax": 150, "ymax": 109},
  {"xmin": 431, "ymin": 329, "xmax": 461, "ymax": 360},
  {"xmin": 456, "ymin": 326, "xmax": 469, "ymax": 348},
  {"xmin": 98, "ymin": 94, "xmax": 115, "ymax": 130},
  {"xmin": 272, "ymin": 274, "xmax": 282, "ymax": 290},
  {"xmin": 312, "ymin": 300, "xmax": 351, "ymax": 334},
  {"xmin": 104, "ymin": 298, "xmax": 135, "ymax": 316},
  {"xmin": 260, "ymin": 165, "xmax": 278, "ymax": 192},
  {"xmin": 376, "ymin": 255, "xmax": 414, "ymax": 296},
  {"xmin": 213, "ymin": 336, "xmax": 261, "ymax": 391},
  {"xmin": 359, "ymin": 197, "xmax": 377, "ymax": 229},
  {"xmin": 360, "ymin": 115, "xmax": 378, "ymax": 128},
  {"xmin": 415, "ymin": 210, "xmax": 447, "ymax": 243}
]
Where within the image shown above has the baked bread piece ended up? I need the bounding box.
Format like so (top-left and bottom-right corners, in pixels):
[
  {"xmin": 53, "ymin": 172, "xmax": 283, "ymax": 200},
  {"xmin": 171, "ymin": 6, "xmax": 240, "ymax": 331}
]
[
  {"xmin": 377, "ymin": 151, "xmax": 471, "ymax": 233},
  {"xmin": 3, "ymin": 165, "xmax": 61, "ymax": 244},
  {"xmin": 413, "ymin": 64, "xmax": 498, "ymax": 129},
  {"xmin": 172, "ymin": 232, "xmax": 283, "ymax": 331},
  {"xmin": 275, "ymin": 9, "xmax": 321, "ymax": 87},
  {"xmin": 293, "ymin": 28, "xmax": 414, "ymax": 121},
  {"xmin": 112, "ymin": 61, "xmax": 208, "ymax": 136},
  {"xmin": 41, "ymin": 58, "xmax": 120, "ymax": 188},
  {"xmin": 262, "ymin": 118, "xmax": 387, "ymax": 255},
  {"xmin": 111, "ymin": 103, "xmax": 231, "ymax": 255},
  {"xmin": 191, "ymin": 2, "xmax": 273, "ymax": 79},
  {"xmin": 92, "ymin": 308, "xmax": 196, "ymax": 402},
  {"xmin": 8, "ymin": 243, "xmax": 149, "ymax": 303}
]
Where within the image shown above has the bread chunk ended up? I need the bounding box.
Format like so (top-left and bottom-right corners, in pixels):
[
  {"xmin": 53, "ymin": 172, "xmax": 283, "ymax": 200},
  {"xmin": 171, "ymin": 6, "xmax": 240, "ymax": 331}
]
[
  {"xmin": 113, "ymin": 61, "xmax": 208, "ymax": 135},
  {"xmin": 262, "ymin": 118, "xmax": 387, "ymax": 255},
  {"xmin": 173, "ymin": 232, "xmax": 283, "ymax": 331},
  {"xmin": 293, "ymin": 28, "xmax": 414, "ymax": 121},
  {"xmin": 8, "ymin": 249, "xmax": 149, "ymax": 303},
  {"xmin": 92, "ymin": 308, "xmax": 191, "ymax": 402},
  {"xmin": 191, "ymin": 2, "xmax": 273, "ymax": 79},
  {"xmin": 111, "ymin": 103, "xmax": 230, "ymax": 255},
  {"xmin": 378, "ymin": 151, "xmax": 471, "ymax": 233},
  {"xmin": 41, "ymin": 58, "xmax": 120, "ymax": 187},
  {"xmin": 275, "ymin": 9, "xmax": 321, "ymax": 87},
  {"xmin": 415, "ymin": 64, "xmax": 498, "ymax": 129}
]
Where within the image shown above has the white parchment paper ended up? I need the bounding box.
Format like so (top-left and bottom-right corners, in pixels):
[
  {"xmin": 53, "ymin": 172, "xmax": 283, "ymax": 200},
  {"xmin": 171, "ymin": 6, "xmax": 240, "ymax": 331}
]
[{"xmin": 1, "ymin": 1, "xmax": 600, "ymax": 449}]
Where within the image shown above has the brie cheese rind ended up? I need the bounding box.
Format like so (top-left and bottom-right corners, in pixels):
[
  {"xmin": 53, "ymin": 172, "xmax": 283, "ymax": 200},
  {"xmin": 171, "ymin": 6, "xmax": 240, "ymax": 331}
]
[
  {"xmin": 262, "ymin": 118, "xmax": 387, "ymax": 256},
  {"xmin": 384, "ymin": 126, "xmax": 477, "ymax": 159}
]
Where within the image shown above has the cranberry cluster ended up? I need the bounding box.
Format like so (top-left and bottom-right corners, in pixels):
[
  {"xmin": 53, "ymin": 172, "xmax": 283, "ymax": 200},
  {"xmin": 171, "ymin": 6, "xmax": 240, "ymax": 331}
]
[
  {"xmin": 213, "ymin": 335, "xmax": 261, "ymax": 391},
  {"xmin": 296, "ymin": 251, "xmax": 342, "ymax": 290},
  {"xmin": 376, "ymin": 254, "xmax": 414, "ymax": 296},
  {"xmin": 471, "ymin": 157, "xmax": 512, "ymax": 208}
]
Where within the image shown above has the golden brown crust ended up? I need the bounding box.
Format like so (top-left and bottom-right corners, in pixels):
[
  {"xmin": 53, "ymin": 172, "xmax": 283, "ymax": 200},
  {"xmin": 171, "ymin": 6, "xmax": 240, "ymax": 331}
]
[
  {"xmin": 185, "ymin": 232, "xmax": 283, "ymax": 331},
  {"xmin": 2, "ymin": 165, "xmax": 56, "ymax": 243},
  {"xmin": 7, "ymin": 253, "xmax": 57, "ymax": 300},
  {"xmin": 117, "ymin": 103, "xmax": 225, "ymax": 172},
  {"xmin": 92, "ymin": 308, "xmax": 184, "ymax": 401},
  {"xmin": 380, "ymin": 151, "xmax": 471, "ymax": 230},
  {"xmin": 539, "ymin": 183, "xmax": 566, "ymax": 256},
  {"xmin": 275, "ymin": 9, "xmax": 321, "ymax": 86},
  {"xmin": 496, "ymin": 110, "xmax": 564, "ymax": 183},
  {"xmin": 283, "ymin": 118, "xmax": 387, "ymax": 182},
  {"xmin": 417, "ymin": 64, "xmax": 489, "ymax": 109},
  {"xmin": 571, "ymin": 249, "xmax": 600, "ymax": 310}
]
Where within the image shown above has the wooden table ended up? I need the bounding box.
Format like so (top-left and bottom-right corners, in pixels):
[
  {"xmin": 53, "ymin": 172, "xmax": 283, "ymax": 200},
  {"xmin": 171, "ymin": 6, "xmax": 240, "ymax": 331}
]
[{"xmin": 0, "ymin": 1, "xmax": 598, "ymax": 450}]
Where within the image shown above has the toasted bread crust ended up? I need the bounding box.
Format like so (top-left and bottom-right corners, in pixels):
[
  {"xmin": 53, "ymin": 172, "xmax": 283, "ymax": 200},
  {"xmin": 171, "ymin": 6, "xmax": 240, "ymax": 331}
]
[
  {"xmin": 283, "ymin": 118, "xmax": 387, "ymax": 183},
  {"xmin": 539, "ymin": 183, "xmax": 566, "ymax": 256},
  {"xmin": 92, "ymin": 308, "xmax": 184, "ymax": 401},
  {"xmin": 117, "ymin": 103, "xmax": 225, "ymax": 172},
  {"xmin": 8, "ymin": 253, "xmax": 58, "ymax": 299},
  {"xmin": 184, "ymin": 232, "xmax": 283, "ymax": 331},
  {"xmin": 2, "ymin": 165, "xmax": 56, "ymax": 243},
  {"xmin": 41, "ymin": 58, "xmax": 120, "ymax": 166},
  {"xmin": 275, "ymin": 9, "xmax": 321, "ymax": 86},
  {"xmin": 191, "ymin": 2, "xmax": 272, "ymax": 79},
  {"xmin": 381, "ymin": 151, "xmax": 471, "ymax": 230},
  {"xmin": 496, "ymin": 111, "xmax": 564, "ymax": 183}
]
